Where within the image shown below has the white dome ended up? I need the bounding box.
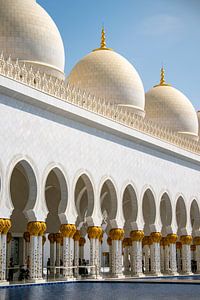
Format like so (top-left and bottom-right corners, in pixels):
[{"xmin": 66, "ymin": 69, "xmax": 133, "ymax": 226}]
[
  {"xmin": 145, "ymin": 70, "xmax": 198, "ymax": 139},
  {"xmin": 67, "ymin": 30, "xmax": 145, "ymax": 116},
  {"xmin": 0, "ymin": 0, "xmax": 65, "ymax": 79}
]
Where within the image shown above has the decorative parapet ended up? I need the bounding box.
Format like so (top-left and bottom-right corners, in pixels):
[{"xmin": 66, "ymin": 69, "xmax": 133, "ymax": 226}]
[{"xmin": 0, "ymin": 53, "xmax": 200, "ymax": 155}]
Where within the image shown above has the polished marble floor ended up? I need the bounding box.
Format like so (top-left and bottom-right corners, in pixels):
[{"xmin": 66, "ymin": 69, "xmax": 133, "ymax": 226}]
[{"xmin": 1, "ymin": 282, "xmax": 200, "ymax": 300}]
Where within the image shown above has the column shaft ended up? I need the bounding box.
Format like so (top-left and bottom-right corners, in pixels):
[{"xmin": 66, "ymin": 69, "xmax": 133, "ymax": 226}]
[
  {"xmin": 29, "ymin": 236, "xmax": 38, "ymax": 280},
  {"xmin": 196, "ymin": 245, "xmax": 200, "ymax": 273},
  {"xmin": 164, "ymin": 245, "xmax": 169, "ymax": 273},
  {"xmin": 150, "ymin": 242, "xmax": 161, "ymax": 275},
  {"xmin": 160, "ymin": 245, "xmax": 164, "ymax": 273},
  {"xmin": 0, "ymin": 234, "xmax": 7, "ymax": 281},
  {"xmin": 131, "ymin": 241, "xmax": 143, "ymax": 276},
  {"xmin": 143, "ymin": 245, "xmax": 150, "ymax": 274},
  {"xmin": 180, "ymin": 235, "xmax": 192, "ymax": 275},
  {"xmin": 90, "ymin": 238, "xmax": 97, "ymax": 275},
  {"xmin": 182, "ymin": 244, "xmax": 191, "ymax": 274},
  {"xmin": 123, "ymin": 246, "xmax": 130, "ymax": 273},
  {"xmin": 38, "ymin": 235, "xmax": 43, "ymax": 279},
  {"xmin": 74, "ymin": 240, "xmax": 79, "ymax": 277},
  {"xmin": 56, "ymin": 242, "xmax": 61, "ymax": 276},
  {"xmin": 169, "ymin": 243, "xmax": 177, "ymax": 274},
  {"xmin": 50, "ymin": 243, "xmax": 55, "ymax": 275}
]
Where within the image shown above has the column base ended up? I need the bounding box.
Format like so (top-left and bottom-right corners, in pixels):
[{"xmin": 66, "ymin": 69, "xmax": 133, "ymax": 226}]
[
  {"xmin": 28, "ymin": 278, "xmax": 46, "ymax": 284},
  {"xmin": 123, "ymin": 272, "xmax": 131, "ymax": 277},
  {"xmin": 180, "ymin": 272, "xmax": 193, "ymax": 276},
  {"xmin": 88, "ymin": 275, "xmax": 102, "ymax": 279},
  {"xmin": 167, "ymin": 271, "xmax": 179, "ymax": 276},
  {"xmin": 131, "ymin": 272, "xmax": 145, "ymax": 278},
  {"xmin": 0, "ymin": 280, "xmax": 9, "ymax": 286},
  {"xmin": 195, "ymin": 271, "xmax": 200, "ymax": 274},
  {"xmin": 148, "ymin": 272, "xmax": 163, "ymax": 277},
  {"xmin": 110, "ymin": 274, "xmax": 125, "ymax": 279},
  {"xmin": 62, "ymin": 276, "xmax": 76, "ymax": 281}
]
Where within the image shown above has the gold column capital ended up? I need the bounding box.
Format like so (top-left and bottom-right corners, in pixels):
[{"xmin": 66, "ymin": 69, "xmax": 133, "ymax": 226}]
[
  {"xmin": 163, "ymin": 237, "xmax": 169, "ymax": 247},
  {"xmin": 79, "ymin": 237, "xmax": 86, "ymax": 246},
  {"xmin": 27, "ymin": 221, "xmax": 41, "ymax": 236},
  {"xmin": 180, "ymin": 235, "xmax": 192, "ymax": 245},
  {"xmin": 150, "ymin": 232, "xmax": 162, "ymax": 243},
  {"xmin": 109, "ymin": 228, "xmax": 124, "ymax": 241},
  {"xmin": 194, "ymin": 237, "xmax": 200, "ymax": 246},
  {"xmin": 2, "ymin": 219, "xmax": 11, "ymax": 234},
  {"xmin": 122, "ymin": 237, "xmax": 132, "ymax": 247},
  {"xmin": 48, "ymin": 233, "xmax": 55, "ymax": 243},
  {"xmin": 38, "ymin": 222, "xmax": 46, "ymax": 236},
  {"xmin": 7, "ymin": 232, "xmax": 12, "ymax": 243},
  {"xmin": 107, "ymin": 236, "xmax": 112, "ymax": 246},
  {"xmin": 87, "ymin": 226, "xmax": 102, "ymax": 239},
  {"xmin": 73, "ymin": 230, "xmax": 81, "ymax": 241},
  {"xmin": 167, "ymin": 233, "xmax": 178, "ymax": 244},
  {"xmin": 23, "ymin": 231, "xmax": 30, "ymax": 243},
  {"xmin": 0, "ymin": 219, "xmax": 11, "ymax": 234},
  {"xmin": 191, "ymin": 244, "xmax": 196, "ymax": 251},
  {"xmin": 60, "ymin": 224, "xmax": 76, "ymax": 238},
  {"xmin": 176, "ymin": 241, "xmax": 182, "ymax": 249},
  {"xmin": 55, "ymin": 232, "xmax": 62, "ymax": 243},
  {"xmin": 130, "ymin": 230, "xmax": 144, "ymax": 242},
  {"xmin": 142, "ymin": 236, "xmax": 151, "ymax": 246},
  {"xmin": 160, "ymin": 237, "xmax": 165, "ymax": 246}
]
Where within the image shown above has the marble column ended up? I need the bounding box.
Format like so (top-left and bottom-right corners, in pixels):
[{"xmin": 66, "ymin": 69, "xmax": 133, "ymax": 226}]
[
  {"xmin": 37, "ymin": 223, "xmax": 46, "ymax": 280},
  {"xmin": 164, "ymin": 238, "xmax": 169, "ymax": 274},
  {"xmin": 107, "ymin": 237, "xmax": 112, "ymax": 274},
  {"xmin": 191, "ymin": 245, "xmax": 196, "ymax": 260},
  {"xmin": 87, "ymin": 226, "xmax": 102, "ymax": 277},
  {"xmin": 167, "ymin": 234, "xmax": 178, "ymax": 275},
  {"xmin": 176, "ymin": 242, "xmax": 182, "ymax": 273},
  {"xmin": 98, "ymin": 232, "xmax": 103, "ymax": 273},
  {"xmin": 130, "ymin": 230, "xmax": 144, "ymax": 277},
  {"xmin": 180, "ymin": 235, "xmax": 192, "ymax": 275},
  {"xmin": 160, "ymin": 238, "xmax": 165, "ymax": 273},
  {"xmin": 122, "ymin": 238, "xmax": 130, "ymax": 274},
  {"xmin": 27, "ymin": 222, "xmax": 41, "ymax": 281},
  {"xmin": 60, "ymin": 237, "xmax": 63, "ymax": 264},
  {"xmin": 194, "ymin": 237, "xmax": 200, "ymax": 273},
  {"xmin": 150, "ymin": 232, "xmax": 162, "ymax": 276},
  {"xmin": 73, "ymin": 230, "xmax": 81, "ymax": 277},
  {"xmin": 42, "ymin": 235, "xmax": 46, "ymax": 276},
  {"xmin": 23, "ymin": 232, "xmax": 30, "ymax": 265},
  {"xmin": 48, "ymin": 233, "xmax": 55, "ymax": 276},
  {"xmin": 55, "ymin": 233, "xmax": 62, "ymax": 277},
  {"xmin": 79, "ymin": 237, "xmax": 86, "ymax": 260},
  {"xmin": 0, "ymin": 220, "xmax": 11, "ymax": 283},
  {"xmin": 110, "ymin": 228, "xmax": 124, "ymax": 277},
  {"xmin": 60, "ymin": 224, "xmax": 76, "ymax": 278},
  {"xmin": 6, "ymin": 232, "xmax": 12, "ymax": 280},
  {"xmin": 143, "ymin": 237, "xmax": 150, "ymax": 274}
]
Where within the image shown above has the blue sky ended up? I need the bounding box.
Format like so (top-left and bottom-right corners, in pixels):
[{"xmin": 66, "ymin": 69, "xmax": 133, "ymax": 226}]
[{"xmin": 38, "ymin": 0, "xmax": 200, "ymax": 110}]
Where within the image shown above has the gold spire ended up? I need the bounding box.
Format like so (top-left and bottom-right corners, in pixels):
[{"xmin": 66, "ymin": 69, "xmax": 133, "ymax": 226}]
[
  {"xmin": 154, "ymin": 66, "xmax": 171, "ymax": 87},
  {"xmin": 93, "ymin": 27, "xmax": 113, "ymax": 52},
  {"xmin": 101, "ymin": 27, "xmax": 106, "ymax": 49},
  {"xmin": 160, "ymin": 66, "xmax": 165, "ymax": 85}
]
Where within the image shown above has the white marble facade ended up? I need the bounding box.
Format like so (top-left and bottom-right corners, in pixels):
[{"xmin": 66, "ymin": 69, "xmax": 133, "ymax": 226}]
[{"xmin": 0, "ymin": 0, "xmax": 199, "ymax": 283}]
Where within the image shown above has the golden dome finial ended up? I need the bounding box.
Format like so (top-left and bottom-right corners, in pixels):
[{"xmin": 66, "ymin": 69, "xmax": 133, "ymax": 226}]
[
  {"xmin": 160, "ymin": 66, "xmax": 165, "ymax": 85},
  {"xmin": 154, "ymin": 66, "xmax": 171, "ymax": 87},
  {"xmin": 101, "ymin": 26, "xmax": 106, "ymax": 49},
  {"xmin": 93, "ymin": 27, "xmax": 113, "ymax": 52}
]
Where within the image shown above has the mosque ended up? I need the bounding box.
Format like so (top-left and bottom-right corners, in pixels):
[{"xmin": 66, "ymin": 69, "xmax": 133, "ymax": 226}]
[{"xmin": 0, "ymin": 0, "xmax": 200, "ymax": 284}]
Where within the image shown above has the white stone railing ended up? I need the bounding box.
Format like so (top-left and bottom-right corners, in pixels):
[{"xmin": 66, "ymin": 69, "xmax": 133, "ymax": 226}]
[{"xmin": 0, "ymin": 53, "xmax": 200, "ymax": 155}]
